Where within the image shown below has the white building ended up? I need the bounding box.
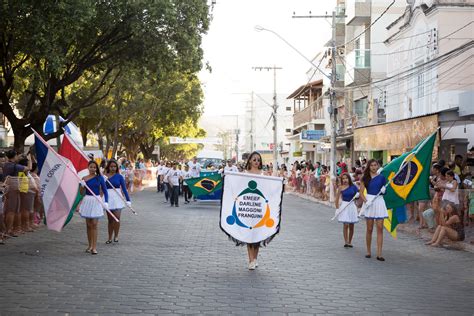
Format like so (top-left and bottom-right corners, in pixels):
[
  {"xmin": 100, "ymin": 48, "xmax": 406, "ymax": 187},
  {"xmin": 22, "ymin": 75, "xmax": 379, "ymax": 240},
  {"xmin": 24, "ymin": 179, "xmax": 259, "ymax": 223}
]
[{"xmin": 385, "ymin": 0, "xmax": 474, "ymax": 150}]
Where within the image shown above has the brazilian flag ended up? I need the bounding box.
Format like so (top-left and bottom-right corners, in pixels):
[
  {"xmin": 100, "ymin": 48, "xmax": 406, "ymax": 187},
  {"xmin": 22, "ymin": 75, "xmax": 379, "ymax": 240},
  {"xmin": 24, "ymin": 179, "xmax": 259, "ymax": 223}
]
[
  {"xmin": 381, "ymin": 131, "xmax": 437, "ymax": 234},
  {"xmin": 185, "ymin": 173, "xmax": 223, "ymax": 197}
]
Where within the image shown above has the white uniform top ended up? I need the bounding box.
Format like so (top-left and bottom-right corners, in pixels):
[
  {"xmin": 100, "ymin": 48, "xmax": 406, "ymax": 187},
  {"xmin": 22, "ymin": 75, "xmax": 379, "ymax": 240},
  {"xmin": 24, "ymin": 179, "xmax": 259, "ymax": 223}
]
[
  {"xmin": 188, "ymin": 161, "xmax": 201, "ymax": 178},
  {"xmin": 162, "ymin": 167, "xmax": 170, "ymax": 183},
  {"xmin": 166, "ymin": 169, "xmax": 181, "ymax": 186},
  {"xmin": 224, "ymin": 165, "xmax": 239, "ymax": 173},
  {"xmin": 156, "ymin": 165, "xmax": 163, "ymax": 176},
  {"xmin": 182, "ymin": 170, "xmax": 191, "ymax": 186}
]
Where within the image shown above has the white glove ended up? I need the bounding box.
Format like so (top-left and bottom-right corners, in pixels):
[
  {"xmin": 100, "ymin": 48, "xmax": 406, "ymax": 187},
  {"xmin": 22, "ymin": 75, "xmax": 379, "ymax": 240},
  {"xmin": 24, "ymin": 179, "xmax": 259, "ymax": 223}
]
[
  {"xmin": 380, "ymin": 186, "xmax": 386, "ymax": 194},
  {"xmin": 80, "ymin": 179, "xmax": 87, "ymax": 187},
  {"xmin": 354, "ymin": 192, "xmax": 360, "ymax": 199},
  {"xmin": 126, "ymin": 201, "xmax": 132, "ymax": 207},
  {"xmin": 104, "ymin": 202, "xmax": 109, "ymax": 210}
]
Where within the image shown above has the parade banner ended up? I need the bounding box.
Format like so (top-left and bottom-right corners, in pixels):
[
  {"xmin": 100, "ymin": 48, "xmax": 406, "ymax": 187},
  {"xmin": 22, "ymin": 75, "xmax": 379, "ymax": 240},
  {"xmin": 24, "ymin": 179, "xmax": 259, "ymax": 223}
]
[{"xmin": 220, "ymin": 172, "xmax": 284, "ymax": 245}]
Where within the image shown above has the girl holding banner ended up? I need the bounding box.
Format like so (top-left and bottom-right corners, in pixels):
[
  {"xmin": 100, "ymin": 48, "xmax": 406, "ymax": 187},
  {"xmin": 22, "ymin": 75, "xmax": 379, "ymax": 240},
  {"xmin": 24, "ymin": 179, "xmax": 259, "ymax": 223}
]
[
  {"xmin": 80, "ymin": 161, "xmax": 109, "ymax": 255},
  {"xmin": 104, "ymin": 160, "xmax": 131, "ymax": 244},
  {"xmin": 335, "ymin": 173, "xmax": 359, "ymax": 248},
  {"xmin": 244, "ymin": 151, "xmax": 264, "ymax": 270},
  {"xmin": 360, "ymin": 159, "xmax": 388, "ymax": 261}
]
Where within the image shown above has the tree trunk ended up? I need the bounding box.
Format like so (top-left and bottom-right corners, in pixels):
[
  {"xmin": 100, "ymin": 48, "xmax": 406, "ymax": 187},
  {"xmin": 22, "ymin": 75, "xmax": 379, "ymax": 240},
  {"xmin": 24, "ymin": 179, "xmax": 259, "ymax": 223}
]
[
  {"xmin": 111, "ymin": 102, "xmax": 120, "ymax": 159},
  {"xmin": 13, "ymin": 129, "xmax": 28, "ymax": 153},
  {"xmin": 104, "ymin": 134, "xmax": 111, "ymax": 159},
  {"xmin": 97, "ymin": 131, "xmax": 104, "ymax": 154},
  {"xmin": 81, "ymin": 128, "xmax": 89, "ymax": 147}
]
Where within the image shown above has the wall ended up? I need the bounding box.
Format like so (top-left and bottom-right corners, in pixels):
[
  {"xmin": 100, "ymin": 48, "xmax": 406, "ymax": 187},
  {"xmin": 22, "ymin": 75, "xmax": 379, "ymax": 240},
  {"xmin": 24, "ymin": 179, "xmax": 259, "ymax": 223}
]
[{"xmin": 385, "ymin": 5, "xmax": 474, "ymax": 122}]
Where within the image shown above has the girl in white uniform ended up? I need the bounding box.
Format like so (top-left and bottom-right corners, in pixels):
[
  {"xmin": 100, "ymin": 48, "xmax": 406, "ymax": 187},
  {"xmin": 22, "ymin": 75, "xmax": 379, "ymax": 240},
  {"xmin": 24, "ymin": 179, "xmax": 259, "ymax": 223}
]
[
  {"xmin": 360, "ymin": 159, "xmax": 388, "ymax": 261},
  {"xmin": 80, "ymin": 161, "xmax": 109, "ymax": 255},
  {"xmin": 104, "ymin": 160, "xmax": 131, "ymax": 244},
  {"xmin": 335, "ymin": 173, "xmax": 359, "ymax": 248}
]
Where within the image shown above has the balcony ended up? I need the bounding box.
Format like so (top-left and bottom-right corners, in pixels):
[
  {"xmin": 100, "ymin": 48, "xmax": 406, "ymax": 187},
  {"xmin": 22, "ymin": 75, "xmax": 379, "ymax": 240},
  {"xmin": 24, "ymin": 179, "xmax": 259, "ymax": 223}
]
[
  {"xmin": 293, "ymin": 102, "xmax": 325, "ymax": 130},
  {"xmin": 346, "ymin": 0, "xmax": 371, "ymax": 26},
  {"xmin": 345, "ymin": 49, "xmax": 371, "ymax": 86}
]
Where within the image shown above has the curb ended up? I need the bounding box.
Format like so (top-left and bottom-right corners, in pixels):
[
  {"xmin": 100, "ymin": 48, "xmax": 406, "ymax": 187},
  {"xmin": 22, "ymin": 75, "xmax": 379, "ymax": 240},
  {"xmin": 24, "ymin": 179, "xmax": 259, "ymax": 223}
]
[{"xmin": 287, "ymin": 191, "xmax": 474, "ymax": 254}]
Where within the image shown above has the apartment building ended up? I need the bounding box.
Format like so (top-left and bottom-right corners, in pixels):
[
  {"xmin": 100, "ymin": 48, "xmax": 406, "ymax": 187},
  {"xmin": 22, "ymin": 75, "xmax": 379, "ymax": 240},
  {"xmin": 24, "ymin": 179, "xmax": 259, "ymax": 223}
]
[{"xmin": 353, "ymin": 0, "xmax": 474, "ymax": 162}]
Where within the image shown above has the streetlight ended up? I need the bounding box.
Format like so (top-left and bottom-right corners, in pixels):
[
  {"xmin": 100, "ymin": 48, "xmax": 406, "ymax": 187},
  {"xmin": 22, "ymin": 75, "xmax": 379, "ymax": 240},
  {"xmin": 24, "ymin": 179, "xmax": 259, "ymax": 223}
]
[
  {"xmin": 254, "ymin": 24, "xmax": 337, "ymax": 203},
  {"xmin": 254, "ymin": 25, "xmax": 330, "ymax": 80}
]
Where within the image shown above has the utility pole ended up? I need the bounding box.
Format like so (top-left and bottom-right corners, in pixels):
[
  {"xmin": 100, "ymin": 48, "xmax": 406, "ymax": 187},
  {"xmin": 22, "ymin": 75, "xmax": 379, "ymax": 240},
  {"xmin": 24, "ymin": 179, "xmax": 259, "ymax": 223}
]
[
  {"xmin": 292, "ymin": 10, "xmax": 345, "ymax": 203},
  {"xmin": 252, "ymin": 66, "xmax": 282, "ymax": 176},
  {"xmin": 250, "ymin": 91, "xmax": 255, "ymax": 152},
  {"xmin": 329, "ymin": 11, "xmax": 338, "ymax": 203}
]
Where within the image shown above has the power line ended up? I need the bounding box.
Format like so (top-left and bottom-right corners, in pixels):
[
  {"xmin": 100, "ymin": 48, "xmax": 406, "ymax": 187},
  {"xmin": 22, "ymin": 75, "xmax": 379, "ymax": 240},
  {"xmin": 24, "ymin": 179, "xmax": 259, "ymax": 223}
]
[
  {"xmin": 339, "ymin": 40, "xmax": 473, "ymax": 91},
  {"xmin": 336, "ymin": 0, "xmax": 396, "ymax": 49},
  {"xmin": 368, "ymin": 21, "xmax": 473, "ymax": 56},
  {"xmin": 288, "ymin": 53, "xmax": 326, "ymax": 103}
]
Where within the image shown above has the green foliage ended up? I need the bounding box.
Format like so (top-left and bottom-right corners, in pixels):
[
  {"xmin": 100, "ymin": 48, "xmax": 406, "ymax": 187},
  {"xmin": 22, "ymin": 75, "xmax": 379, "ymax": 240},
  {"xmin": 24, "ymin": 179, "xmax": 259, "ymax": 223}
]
[{"xmin": 0, "ymin": 0, "xmax": 210, "ymax": 151}]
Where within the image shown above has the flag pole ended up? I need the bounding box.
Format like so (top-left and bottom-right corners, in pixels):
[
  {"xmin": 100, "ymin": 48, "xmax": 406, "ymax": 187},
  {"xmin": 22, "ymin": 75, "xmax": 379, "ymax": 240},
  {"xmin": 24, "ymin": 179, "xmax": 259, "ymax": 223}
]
[
  {"xmin": 362, "ymin": 129, "xmax": 439, "ymax": 211},
  {"xmin": 331, "ymin": 195, "xmax": 358, "ymax": 221},
  {"xmin": 61, "ymin": 130, "xmax": 138, "ymax": 215},
  {"xmin": 30, "ymin": 127, "xmax": 119, "ymax": 222}
]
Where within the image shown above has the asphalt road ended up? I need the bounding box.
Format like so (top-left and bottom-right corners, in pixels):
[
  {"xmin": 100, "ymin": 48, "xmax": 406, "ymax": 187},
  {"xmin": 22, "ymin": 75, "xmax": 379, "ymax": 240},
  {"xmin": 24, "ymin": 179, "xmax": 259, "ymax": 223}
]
[{"xmin": 0, "ymin": 188, "xmax": 472, "ymax": 315}]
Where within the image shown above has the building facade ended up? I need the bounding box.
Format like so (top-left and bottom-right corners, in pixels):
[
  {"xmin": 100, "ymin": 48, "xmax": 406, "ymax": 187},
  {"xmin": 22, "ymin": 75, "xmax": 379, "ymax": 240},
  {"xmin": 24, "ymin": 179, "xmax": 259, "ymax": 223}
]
[{"xmin": 354, "ymin": 0, "xmax": 474, "ymax": 162}]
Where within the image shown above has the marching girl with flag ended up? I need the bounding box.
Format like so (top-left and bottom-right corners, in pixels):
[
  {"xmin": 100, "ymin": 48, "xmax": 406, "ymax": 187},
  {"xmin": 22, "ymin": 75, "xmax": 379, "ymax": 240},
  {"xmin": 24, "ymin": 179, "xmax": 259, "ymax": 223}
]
[
  {"xmin": 80, "ymin": 161, "xmax": 109, "ymax": 255},
  {"xmin": 360, "ymin": 159, "xmax": 388, "ymax": 261},
  {"xmin": 335, "ymin": 173, "xmax": 359, "ymax": 248},
  {"xmin": 103, "ymin": 160, "xmax": 131, "ymax": 244}
]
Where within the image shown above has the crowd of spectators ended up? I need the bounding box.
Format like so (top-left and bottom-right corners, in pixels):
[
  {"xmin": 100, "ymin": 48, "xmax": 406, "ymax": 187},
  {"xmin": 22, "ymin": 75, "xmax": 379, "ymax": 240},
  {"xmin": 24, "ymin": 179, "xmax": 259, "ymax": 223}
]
[
  {"xmin": 283, "ymin": 152, "xmax": 474, "ymax": 246},
  {"xmin": 0, "ymin": 150, "xmax": 42, "ymax": 245}
]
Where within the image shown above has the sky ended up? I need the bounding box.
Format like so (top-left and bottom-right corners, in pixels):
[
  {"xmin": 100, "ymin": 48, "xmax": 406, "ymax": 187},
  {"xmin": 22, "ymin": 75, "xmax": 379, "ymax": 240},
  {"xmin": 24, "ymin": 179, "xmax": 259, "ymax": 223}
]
[{"xmin": 199, "ymin": 0, "xmax": 337, "ymax": 117}]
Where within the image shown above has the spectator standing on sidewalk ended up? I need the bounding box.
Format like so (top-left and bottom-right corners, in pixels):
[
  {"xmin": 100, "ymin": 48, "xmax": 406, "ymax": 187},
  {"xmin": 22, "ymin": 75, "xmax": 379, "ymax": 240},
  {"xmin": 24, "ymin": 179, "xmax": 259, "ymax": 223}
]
[{"xmin": 3, "ymin": 150, "xmax": 29, "ymax": 237}]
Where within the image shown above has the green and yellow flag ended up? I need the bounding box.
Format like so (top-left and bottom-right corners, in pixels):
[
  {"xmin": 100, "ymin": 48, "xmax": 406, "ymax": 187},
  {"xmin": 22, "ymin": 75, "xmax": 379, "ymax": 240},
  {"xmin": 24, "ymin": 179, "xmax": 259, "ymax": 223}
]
[
  {"xmin": 381, "ymin": 131, "xmax": 437, "ymax": 236},
  {"xmin": 185, "ymin": 173, "xmax": 223, "ymax": 197}
]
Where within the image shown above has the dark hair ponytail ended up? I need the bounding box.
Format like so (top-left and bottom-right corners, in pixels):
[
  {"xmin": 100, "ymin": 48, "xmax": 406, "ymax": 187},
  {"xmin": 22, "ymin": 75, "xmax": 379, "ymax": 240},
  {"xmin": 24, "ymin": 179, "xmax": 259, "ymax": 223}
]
[
  {"xmin": 362, "ymin": 159, "xmax": 378, "ymax": 188},
  {"xmin": 88, "ymin": 160, "xmax": 101, "ymax": 176}
]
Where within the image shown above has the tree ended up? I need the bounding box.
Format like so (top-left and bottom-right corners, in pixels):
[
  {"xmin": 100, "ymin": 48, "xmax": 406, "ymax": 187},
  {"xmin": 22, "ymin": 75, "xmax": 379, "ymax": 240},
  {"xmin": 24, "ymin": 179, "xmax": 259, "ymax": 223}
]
[
  {"xmin": 158, "ymin": 127, "xmax": 207, "ymax": 160},
  {"xmin": 0, "ymin": 0, "xmax": 209, "ymax": 151}
]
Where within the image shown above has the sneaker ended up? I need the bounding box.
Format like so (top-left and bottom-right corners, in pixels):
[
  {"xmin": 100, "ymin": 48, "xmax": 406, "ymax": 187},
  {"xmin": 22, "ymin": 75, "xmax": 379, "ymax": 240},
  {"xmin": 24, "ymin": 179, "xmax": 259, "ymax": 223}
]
[
  {"xmin": 254, "ymin": 260, "xmax": 258, "ymax": 268},
  {"xmin": 175, "ymin": 205, "xmax": 179, "ymax": 207},
  {"xmin": 248, "ymin": 261, "xmax": 256, "ymax": 270}
]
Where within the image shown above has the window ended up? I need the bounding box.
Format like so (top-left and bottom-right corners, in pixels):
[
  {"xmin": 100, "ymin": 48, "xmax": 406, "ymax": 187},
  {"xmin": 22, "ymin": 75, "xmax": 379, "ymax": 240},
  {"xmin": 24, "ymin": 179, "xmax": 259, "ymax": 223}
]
[{"xmin": 354, "ymin": 98, "xmax": 368, "ymax": 127}]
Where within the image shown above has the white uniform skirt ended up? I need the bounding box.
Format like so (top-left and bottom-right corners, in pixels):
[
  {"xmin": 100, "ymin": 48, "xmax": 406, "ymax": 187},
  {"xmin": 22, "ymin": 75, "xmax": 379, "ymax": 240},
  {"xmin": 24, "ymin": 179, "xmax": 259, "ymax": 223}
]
[
  {"xmin": 106, "ymin": 189, "xmax": 125, "ymax": 210},
  {"xmin": 79, "ymin": 195, "xmax": 104, "ymax": 219},
  {"xmin": 361, "ymin": 194, "xmax": 388, "ymax": 219},
  {"xmin": 337, "ymin": 201, "xmax": 359, "ymax": 224}
]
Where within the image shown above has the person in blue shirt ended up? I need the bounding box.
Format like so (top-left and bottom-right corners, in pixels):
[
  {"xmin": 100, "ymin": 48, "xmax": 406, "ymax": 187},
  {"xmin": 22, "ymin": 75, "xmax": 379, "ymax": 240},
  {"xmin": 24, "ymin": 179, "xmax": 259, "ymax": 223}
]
[
  {"xmin": 104, "ymin": 160, "xmax": 131, "ymax": 244},
  {"xmin": 79, "ymin": 161, "xmax": 109, "ymax": 255},
  {"xmin": 360, "ymin": 159, "xmax": 388, "ymax": 261},
  {"xmin": 335, "ymin": 173, "xmax": 359, "ymax": 248}
]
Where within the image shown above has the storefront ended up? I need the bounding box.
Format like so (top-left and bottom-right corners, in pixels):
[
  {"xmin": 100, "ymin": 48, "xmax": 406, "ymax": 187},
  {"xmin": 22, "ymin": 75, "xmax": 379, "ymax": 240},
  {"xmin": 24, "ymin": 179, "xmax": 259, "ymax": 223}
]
[{"xmin": 354, "ymin": 114, "xmax": 439, "ymax": 163}]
